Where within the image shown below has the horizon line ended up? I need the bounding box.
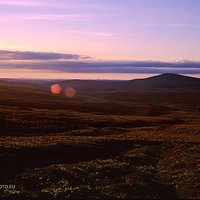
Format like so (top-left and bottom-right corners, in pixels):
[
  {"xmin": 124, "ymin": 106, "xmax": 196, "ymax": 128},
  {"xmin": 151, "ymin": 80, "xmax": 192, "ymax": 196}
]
[{"xmin": 1, "ymin": 73, "xmax": 200, "ymax": 81}]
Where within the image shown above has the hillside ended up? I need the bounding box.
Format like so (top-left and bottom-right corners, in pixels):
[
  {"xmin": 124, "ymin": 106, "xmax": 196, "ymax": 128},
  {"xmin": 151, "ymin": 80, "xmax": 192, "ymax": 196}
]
[
  {"xmin": 0, "ymin": 73, "xmax": 200, "ymax": 110},
  {"xmin": 0, "ymin": 73, "xmax": 200, "ymax": 198},
  {"xmin": 54, "ymin": 74, "xmax": 200, "ymax": 92},
  {"xmin": 126, "ymin": 73, "xmax": 200, "ymax": 89}
]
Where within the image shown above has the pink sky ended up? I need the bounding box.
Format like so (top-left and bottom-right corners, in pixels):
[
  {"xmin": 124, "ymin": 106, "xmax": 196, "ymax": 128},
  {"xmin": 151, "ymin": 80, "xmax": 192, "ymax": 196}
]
[
  {"xmin": 1, "ymin": 0, "xmax": 200, "ymax": 61},
  {"xmin": 0, "ymin": 0, "xmax": 200, "ymax": 79}
]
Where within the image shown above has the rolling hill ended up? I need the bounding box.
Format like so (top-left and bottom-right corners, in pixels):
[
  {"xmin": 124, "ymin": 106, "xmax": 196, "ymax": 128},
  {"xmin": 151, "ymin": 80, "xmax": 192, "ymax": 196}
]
[
  {"xmin": 0, "ymin": 73, "xmax": 200, "ymax": 199},
  {"xmin": 54, "ymin": 73, "xmax": 200, "ymax": 92},
  {"xmin": 126, "ymin": 73, "xmax": 200, "ymax": 89},
  {"xmin": 0, "ymin": 73, "xmax": 200, "ymax": 108},
  {"xmin": 1, "ymin": 73, "xmax": 200, "ymax": 93}
]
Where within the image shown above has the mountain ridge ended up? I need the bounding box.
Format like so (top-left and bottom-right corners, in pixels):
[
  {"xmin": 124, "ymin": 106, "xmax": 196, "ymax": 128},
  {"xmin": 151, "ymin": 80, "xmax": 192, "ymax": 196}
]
[
  {"xmin": 126, "ymin": 73, "xmax": 200, "ymax": 88},
  {"xmin": 54, "ymin": 73, "xmax": 200, "ymax": 90},
  {"xmin": 0, "ymin": 73, "xmax": 200, "ymax": 90}
]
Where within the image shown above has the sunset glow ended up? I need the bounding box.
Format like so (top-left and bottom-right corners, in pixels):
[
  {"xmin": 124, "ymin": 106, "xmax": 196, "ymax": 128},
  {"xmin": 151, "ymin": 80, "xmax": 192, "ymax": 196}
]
[{"xmin": 0, "ymin": 0, "xmax": 200, "ymax": 79}]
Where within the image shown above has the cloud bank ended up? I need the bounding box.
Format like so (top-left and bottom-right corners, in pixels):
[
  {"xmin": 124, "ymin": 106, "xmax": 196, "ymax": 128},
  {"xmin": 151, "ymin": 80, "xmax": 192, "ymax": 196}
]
[
  {"xmin": 0, "ymin": 50, "xmax": 200, "ymax": 75},
  {"xmin": 0, "ymin": 50, "xmax": 90, "ymax": 61}
]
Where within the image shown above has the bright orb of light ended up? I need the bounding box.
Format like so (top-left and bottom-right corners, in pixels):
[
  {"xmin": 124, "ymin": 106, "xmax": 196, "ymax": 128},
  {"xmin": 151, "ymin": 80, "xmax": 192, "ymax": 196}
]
[
  {"xmin": 51, "ymin": 84, "xmax": 62, "ymax": 94},
  {"xmin": 64, "ymin": 87, "xmax": 76, "ymax": 98}
]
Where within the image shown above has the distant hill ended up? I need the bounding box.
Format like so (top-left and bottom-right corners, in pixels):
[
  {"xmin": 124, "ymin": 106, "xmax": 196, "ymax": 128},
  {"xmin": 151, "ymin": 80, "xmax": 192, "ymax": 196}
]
[
  {"xmin": 55, "ymin": 74, "xmax": 200, "ymax": 92},
  {"xmin": 122, "ymin": 73, "xmax": 200, "ymax": 89},
  {"xmin": 55, "ymin": 79, "xmax": 122, "ymax": 92},
  {"xmin": 0, "ymin": 73, "xmax": 200, "ymax": 112},
  {"xmin": 0, "ymin": 79, "xmax": 51, "ymax": 101},
  {"xmin": 1, "ymin": 74, "xmax": 200, "ymax": 95}
]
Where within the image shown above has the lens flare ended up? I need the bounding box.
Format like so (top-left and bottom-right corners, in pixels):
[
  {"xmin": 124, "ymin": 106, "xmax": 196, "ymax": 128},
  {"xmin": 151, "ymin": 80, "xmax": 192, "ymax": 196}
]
[
  {"xmin": 51, "ymin": 84, "xmax": 62, "ymax": 94},
  {"xmin": 64, "ymin": 87, "xmax": 76, "ymax": 98}
]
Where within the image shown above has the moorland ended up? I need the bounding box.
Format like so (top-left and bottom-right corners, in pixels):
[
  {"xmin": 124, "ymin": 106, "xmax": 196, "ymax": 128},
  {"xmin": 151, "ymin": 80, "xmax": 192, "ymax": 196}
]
[{"xmin": 0, "ymin": 73, "xmax": 200, "ymax": 198}]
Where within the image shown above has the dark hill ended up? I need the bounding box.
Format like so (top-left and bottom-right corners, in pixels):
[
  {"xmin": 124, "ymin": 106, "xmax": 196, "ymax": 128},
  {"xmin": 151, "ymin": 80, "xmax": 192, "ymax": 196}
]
[
  {"xmin": 126, "ymin": 73, "xmax": 200, "ymax": 89},
  {"xmin": 1, "ymin": 74, "xmax": 200, "ymax": 97},
  {"xmin": 55, "ymin": 74, "xmax": 200, "ymax": 92}
]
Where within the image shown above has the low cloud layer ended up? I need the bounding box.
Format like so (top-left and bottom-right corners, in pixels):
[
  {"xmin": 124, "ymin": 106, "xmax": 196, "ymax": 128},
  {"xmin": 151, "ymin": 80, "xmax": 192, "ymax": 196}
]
[
  {"xmin": 0, "ymin": 50, "xmax": 200, "ymax": 75},
  {"xmin": 0, "ymin": 50, "xmax": 90, "ymax": 61}
]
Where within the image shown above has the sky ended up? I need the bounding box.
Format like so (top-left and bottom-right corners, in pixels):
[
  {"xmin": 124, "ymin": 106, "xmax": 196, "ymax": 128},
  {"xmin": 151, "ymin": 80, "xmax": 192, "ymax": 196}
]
[{"xmin": 0, "ymin": 0, "xmax": 200, "ymax": 79}]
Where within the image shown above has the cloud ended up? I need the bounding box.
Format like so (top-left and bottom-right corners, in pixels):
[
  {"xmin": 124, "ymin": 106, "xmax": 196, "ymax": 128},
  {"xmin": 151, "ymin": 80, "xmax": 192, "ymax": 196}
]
[
  {"xmin": 27, "ymin": 14, "xmax": 85, "ymax": 21},
  {"xmin": 0, "ymin": 0, "xmax": 105, "ymax": 9},
  {"xmin": 81, "ymin": 31, "xmax": 114, "ymax": 37},
  {"xmin": 0, "ymin": 50, "xmax": 90, "ymax": 61},
  {"xmin": 70, "ymin": 31, "xmax": 114, "ymax": 37},
  {"xmin": 0, "ymin": 0, "xmax": 41, "ymax": 7},
  {"xmin": 126, "ymin": 21, "xmax": 200, "ymax": 29},
  {"xmin": 0, "ymin": 50, "xmax": 200, "ymax": 74},
  {"xmin": 0, "ymin": 14, "xmax": 86, "ymax": 22},
  {"xmin": 1, "ymin": 61, "xmax": 200, "ymax": 75}
]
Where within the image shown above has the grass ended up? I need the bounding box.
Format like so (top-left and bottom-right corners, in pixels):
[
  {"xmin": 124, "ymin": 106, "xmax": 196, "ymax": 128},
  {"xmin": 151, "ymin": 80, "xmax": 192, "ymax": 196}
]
[{"xmin": 0, "ymin": 79, "xmax": 200, "ymax": 198}]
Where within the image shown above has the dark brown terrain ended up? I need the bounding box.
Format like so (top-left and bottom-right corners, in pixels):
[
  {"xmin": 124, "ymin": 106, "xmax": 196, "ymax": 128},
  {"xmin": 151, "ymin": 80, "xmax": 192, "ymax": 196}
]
[{"xmin": 0, "ymin": 73, "xmax": 200, "ymax": 198}]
